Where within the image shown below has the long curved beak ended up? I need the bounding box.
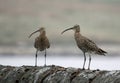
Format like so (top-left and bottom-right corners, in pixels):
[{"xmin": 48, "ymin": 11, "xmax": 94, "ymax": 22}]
[
  {"xmin": 61, "ymin": 27, "xmax": 74, "ymax": 34},
  {"xmin": 29, "ymin": 29, "xmax": 40, "ymax": 38}
]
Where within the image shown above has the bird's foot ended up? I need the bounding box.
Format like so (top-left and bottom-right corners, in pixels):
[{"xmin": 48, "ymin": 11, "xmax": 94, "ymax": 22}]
[
  {"xmin": 96, "ymin": 69, "xmax": 100, "ymax": 71},
  {"xmin": 51, "ymin": 65, "xmax": 55, "ymax": 67},
  {"xmin": 82, "ymin": 68, "xmax": 85, "ymax": 70},
  {"xmin": 88, "ymin": 68, "xmax": 90, "ymax": 70},
  {"xmin": 44, "ymin": 64, "xmax": 46, "ymax": 67}
]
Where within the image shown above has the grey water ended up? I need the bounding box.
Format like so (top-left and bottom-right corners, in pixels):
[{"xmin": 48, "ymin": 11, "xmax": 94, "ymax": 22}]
[
  {"xmin": 0, "ymin": 55, "xmax": 120, "ymax": 70},
  {"xmin": 0, "ymin": 44, "xmax": 120, "ymax": 70}
]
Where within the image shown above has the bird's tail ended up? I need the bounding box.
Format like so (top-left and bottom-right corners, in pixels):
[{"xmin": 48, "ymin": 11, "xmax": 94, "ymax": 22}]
[{"xmin": 96, "ymin": 48, "xmax": 107, "ymax": 55}]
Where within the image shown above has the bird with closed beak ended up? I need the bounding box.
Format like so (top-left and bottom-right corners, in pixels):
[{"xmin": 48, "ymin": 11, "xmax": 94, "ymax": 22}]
[
  {"xmin": 61, "ymin": 24, "xmax": 107, "ymax": 70},
  {"xmin": 29, "ymin": 27, "xmax": 50, "ymax": 66}
]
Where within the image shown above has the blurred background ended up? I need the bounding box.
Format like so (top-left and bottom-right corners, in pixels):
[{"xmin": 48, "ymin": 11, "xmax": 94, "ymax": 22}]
[{"xmin": 0, "ymin": 0, "xmax": 120, "ymax": 70}]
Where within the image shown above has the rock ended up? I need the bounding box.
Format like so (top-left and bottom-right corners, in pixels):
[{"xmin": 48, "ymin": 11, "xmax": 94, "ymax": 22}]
[{"xmin": 0, "ymin": 65, "xmax": 120, "ymax": 83}]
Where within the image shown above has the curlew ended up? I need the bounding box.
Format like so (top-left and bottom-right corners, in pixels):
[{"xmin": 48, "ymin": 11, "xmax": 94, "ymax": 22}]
[
  {"xmin": 29, "ymin": 27, "xmax": 50, "ymax": 66},
  {"xmin": 61, "ymin": 24, "xmax": 107, "ymax": 70}
]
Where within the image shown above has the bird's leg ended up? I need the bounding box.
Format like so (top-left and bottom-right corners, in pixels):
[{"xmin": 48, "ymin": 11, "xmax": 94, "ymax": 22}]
[
  {"xmin": 35, "ymin": 50, "xmax": 38, "ymax": 67},
  {"xmin": 44, "ymin": 49, "xmax": 47, "ymax": 67},
  {"xmin": 88, "ymin": 54, "xmax": 91, "ymax": 70},
  {"xmin": 83, "ymin": 52, "xmax": 86, "ymax": 70}
]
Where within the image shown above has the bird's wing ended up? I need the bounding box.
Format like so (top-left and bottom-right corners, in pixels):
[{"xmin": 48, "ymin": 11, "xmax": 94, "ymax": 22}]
[
  {"xmin": 83, "ymin": 37, "xmax": 98, "ymax": 51},
  {"xmin": 45, "ymin": 37, "xmax": 50, "ymax": 48}
]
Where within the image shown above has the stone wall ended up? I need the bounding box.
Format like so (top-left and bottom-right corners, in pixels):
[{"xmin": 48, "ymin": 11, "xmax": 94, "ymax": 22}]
[{"xmin": 0, "ymin": 65, "xmax": 120, "ymax": 83}]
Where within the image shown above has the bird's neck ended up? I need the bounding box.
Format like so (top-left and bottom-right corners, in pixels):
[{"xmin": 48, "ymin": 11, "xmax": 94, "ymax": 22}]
[
  {"xmin": 40, "ymin": 31, "xmax": 46, "ymax": 37},
  {"xmin": 74, "ymin": 32, "xmax": 81, "ymax": 38}
]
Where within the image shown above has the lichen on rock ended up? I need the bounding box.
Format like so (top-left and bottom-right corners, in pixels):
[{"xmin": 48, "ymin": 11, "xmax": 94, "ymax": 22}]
[{"xmin": 0, "ymin": 65, "xmax": 120, "ymax": 83}]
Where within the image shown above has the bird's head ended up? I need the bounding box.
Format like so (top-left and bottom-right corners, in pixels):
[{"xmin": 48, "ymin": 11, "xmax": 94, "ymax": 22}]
[
  {"xmin": 39, "ymin": 27, "xmax": 45, "ymax": 33},
  {"xmin": 29, "ymin": 27, "xmax": 45, "ymax": 38},
  {"xmin": 61, "ymin": 24, "xmax": 80, "ymax": 34}
]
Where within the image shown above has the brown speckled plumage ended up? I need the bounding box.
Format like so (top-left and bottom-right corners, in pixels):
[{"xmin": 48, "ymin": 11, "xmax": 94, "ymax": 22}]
[
  {"xmin": 34, "ymin": 30, "xmax": 50, "ymax": 51},
  {"xmin": 62, "ymin": 24, "xmax": 107, "ymax": 70},
  {"xmin": 29, "ymin": 27, "xmax": 50, "ymax": 66}
]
